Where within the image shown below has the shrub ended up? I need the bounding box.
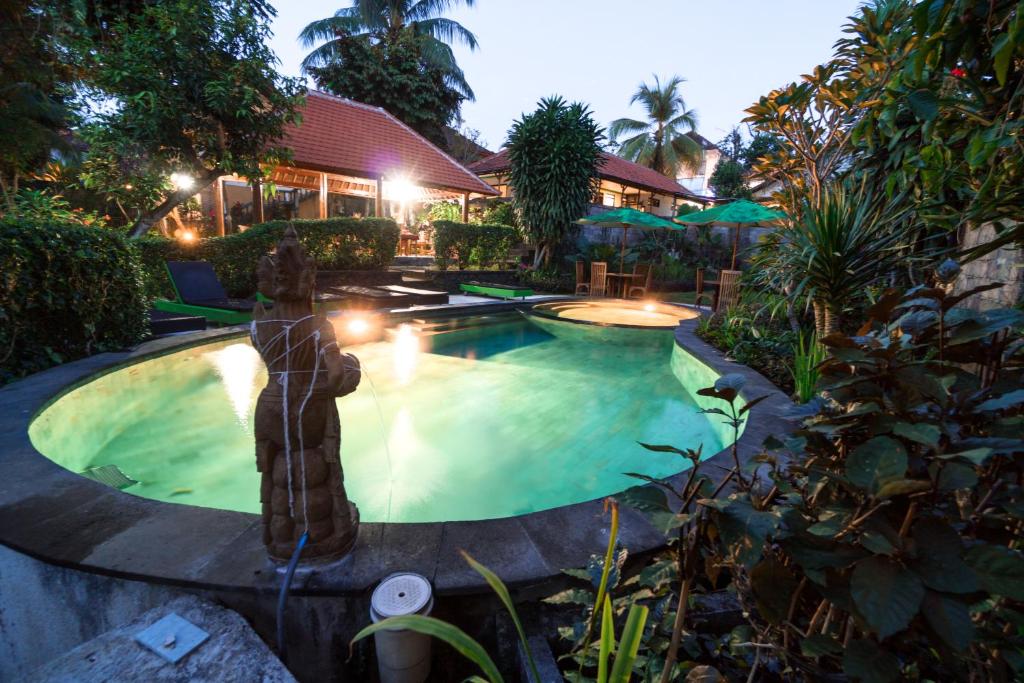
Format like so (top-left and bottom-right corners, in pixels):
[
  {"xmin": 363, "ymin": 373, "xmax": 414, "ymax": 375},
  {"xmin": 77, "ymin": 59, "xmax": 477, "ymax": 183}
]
[
  {"xmin": 137, "ymin": 216, "xmax": 399, "ymax": 298},
  {"xmin": 1, "ymin": 220, "xmax": 148, "ymax": 383},
  {"xmin": 432, "ymin": 220, "xmax": 516, "ymax": 271}
]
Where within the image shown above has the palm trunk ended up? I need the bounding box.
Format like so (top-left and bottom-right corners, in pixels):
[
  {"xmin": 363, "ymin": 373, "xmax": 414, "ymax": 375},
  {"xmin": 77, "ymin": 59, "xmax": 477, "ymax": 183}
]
[
  {"xmin": 823, "ymin": 305, "xmax": 840, "ymax": 337},
  {"xmin": 813, "ymin": 300, "xmax": 826, "ymax": 338}
]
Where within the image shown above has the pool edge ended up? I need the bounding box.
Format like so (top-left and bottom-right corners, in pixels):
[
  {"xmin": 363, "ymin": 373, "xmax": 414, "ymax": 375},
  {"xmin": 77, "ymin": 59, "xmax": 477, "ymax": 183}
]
[{"xmin": 0, "ymin": 301, "xmax": 797, "ymax": 598}]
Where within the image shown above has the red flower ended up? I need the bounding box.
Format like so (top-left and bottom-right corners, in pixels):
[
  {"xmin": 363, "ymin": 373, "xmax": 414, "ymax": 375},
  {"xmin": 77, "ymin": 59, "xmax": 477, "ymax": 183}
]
[{"xmin": 951, "ymin": 67, "xmax": 966, "ymax": 78}]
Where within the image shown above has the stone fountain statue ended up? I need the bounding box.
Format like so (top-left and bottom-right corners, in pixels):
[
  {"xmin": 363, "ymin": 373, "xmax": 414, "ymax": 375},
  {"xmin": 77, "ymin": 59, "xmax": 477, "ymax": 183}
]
[{"xmin": 250, "ymin": 226, "xmax": 360, "ymax": 562}]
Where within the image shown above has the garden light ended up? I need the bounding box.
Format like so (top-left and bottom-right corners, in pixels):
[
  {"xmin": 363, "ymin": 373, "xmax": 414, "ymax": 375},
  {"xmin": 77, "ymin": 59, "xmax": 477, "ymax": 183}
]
[
  {"xmin": 644, "ymin": 302, "xmax": 656, "ymax": 312},
  {"xmin": 347, "ymin": 317, "xmax": 370, "ymax": 335},
  {"xmin": 177, "ymin": 229, "xmax": 197, "ymax": 243},
  {"xmin": 170, "ymin": 172, "xmax": 195, "ymax": 191}
]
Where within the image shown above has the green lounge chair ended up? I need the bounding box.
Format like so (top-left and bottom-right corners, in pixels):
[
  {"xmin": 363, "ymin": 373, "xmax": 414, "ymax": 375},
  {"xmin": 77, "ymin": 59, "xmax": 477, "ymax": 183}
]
[
  {"xmin": 459, "ymin": 281, "xmax": 534, "ymax": 300},
  {"xmin": 154, "ymin": 261, "xmax": 261, "ymax": 325}
]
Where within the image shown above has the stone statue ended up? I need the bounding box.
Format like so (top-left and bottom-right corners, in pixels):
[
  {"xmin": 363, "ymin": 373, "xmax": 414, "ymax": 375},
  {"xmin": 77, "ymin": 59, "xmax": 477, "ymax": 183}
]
[{"xmin": 250, "ymin": 226, "xmax": 360, "ymax": 562}]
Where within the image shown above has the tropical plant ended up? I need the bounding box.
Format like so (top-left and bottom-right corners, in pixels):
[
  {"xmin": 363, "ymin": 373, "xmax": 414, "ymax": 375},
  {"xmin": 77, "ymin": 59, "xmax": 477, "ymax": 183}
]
[
  {"xmin": 506, "ymin": 96, "xmax": 604, "ymax": 268},
  {"xmin": 789, "ymin": 330, "xmax": 825, "ymax": 403},
  {"xmin": 67, "ymin": 0, "xmax": 304, "ymax": 237},
  {"xmin": 708, "ymin": 159, "xmax": 751, "ymax": 200},
  {"xmin": 0, "ymin": 1, "xmax": 76, "ymax": 210},
  {"xmin": 299, "ymin": 0, "xmax": 477, "ymax": 112},
  {"xmin": 609, "ymin": 75, "xmax": 702, "ymax": 178},
  {"xmin": 750, "ymin": 177, "xmax": 918, "ymax": 337},
  {"xmin": 302, "ymin": 26, "xmax": 466, "ymax": 146}
]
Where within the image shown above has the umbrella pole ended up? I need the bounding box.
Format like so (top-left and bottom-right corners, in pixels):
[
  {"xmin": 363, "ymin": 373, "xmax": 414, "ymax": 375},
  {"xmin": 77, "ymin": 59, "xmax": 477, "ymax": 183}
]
[
  {"xmin": 731, "ymin": 225, "xmax": 739, "ymax": 270},
  {"xmin": 620, "ymin": 226, "xmax": 628, "ymax": 291}
]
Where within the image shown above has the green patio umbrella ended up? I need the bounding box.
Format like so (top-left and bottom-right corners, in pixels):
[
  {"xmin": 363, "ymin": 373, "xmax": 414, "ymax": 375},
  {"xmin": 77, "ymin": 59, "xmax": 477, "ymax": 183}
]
[
  {"xmin": 674, "ymin": 199, "xmax": 787, "ymax": 270},
  {"xmin": 575, "ymin": 207, "xmax": 681, "ymax": 274}
]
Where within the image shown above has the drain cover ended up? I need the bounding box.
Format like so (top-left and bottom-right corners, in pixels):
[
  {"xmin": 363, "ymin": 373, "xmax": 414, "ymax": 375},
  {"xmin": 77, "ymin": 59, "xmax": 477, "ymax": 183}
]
[
  {"xmin": 134, "ymin": 613, "xmax": 209, "ymax": 664},
  {"xmin": 371, "ymin": 573, "xmax": 432, "ymax": 618}
]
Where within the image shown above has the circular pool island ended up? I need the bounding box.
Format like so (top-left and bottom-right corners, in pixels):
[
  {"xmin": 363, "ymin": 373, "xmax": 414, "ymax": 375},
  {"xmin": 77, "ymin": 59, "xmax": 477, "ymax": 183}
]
[{"xmin": 530, "ymin": 298, "xmax": 699, "ymax": 328}]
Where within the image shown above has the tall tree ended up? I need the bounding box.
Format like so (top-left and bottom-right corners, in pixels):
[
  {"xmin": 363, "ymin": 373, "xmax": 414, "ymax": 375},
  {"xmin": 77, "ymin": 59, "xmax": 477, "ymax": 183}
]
[
  {"xmin": 507, "ymin": 96, "xmax": 604, "ymax": 268},
  {"xmin": 0, "ymin": 1, "xmax": 76, "ymax": 210},
  {"xmin": 300, "ymin": 0, "xmax": 478, "ymax": 141},
  {"xmin": 609, "ymin": 75, "xmax": 702, "ymax": 178},
  {"xmin": 69, "ymin": 0, "xmax": 304, "ymax": 237},
  {"xmin": 304, "ymin": 29, "xmax": 464, "ymax": 146}
]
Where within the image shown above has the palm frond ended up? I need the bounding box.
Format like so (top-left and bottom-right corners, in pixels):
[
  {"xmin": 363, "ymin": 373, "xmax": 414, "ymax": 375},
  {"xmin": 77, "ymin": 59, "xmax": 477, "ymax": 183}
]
[
  {"xmin": 415, "ymin": 17, "xmax": 479, "ymax": 49},
  {"xmin": 298, "ymin": 12, "xmax": 363, "ymax": 48},
  {"xmin": 608, "ymin": 117, "xmax": 650, "ymax": 142}
]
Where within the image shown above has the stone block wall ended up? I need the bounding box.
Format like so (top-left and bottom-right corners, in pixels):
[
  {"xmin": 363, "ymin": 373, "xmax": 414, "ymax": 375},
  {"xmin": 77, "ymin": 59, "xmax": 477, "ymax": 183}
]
[{"xmin": 954, "ymin": 223, "xmax": 1023, "ymax": 311}]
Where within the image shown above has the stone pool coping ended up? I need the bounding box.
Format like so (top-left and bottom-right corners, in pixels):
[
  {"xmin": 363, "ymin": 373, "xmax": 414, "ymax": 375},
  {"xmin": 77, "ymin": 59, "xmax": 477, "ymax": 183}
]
[{"xmin": 0, "ymin": 300, "xmax": 795, "ymax": 597}]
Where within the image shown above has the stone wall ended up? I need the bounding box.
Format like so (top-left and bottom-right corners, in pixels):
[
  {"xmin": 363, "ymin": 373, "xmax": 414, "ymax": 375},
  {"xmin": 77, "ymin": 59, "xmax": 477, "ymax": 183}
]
[{"xmin": 955, "ymin": 223, "xmax": 1023, "ymax": 311}]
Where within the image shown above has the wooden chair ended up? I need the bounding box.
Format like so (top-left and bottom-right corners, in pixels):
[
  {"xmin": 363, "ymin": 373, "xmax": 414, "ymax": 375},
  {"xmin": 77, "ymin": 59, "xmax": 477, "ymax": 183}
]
[
  {"xmin": 589, "ymin": 261, "xmax": 608, "ymax": 297},
  {"xmin": 716, "ymin": 269, "xmax": 742, "ymax": 312},
  {"xmin": 627, "ymin": 262, "xmax": 653, "ymax": 298},
  {"xmin": 574, "ymin": 260, "xmax": 590, "ymax": 295},
  {"xmin": 693, "ymin": 267, "xmax": 714, "ymax": 308}
]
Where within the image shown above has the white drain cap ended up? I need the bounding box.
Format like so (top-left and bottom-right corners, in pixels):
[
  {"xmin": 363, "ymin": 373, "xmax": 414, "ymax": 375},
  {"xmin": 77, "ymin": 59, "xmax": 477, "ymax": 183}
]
[{"xmin": 372, "ymin": 573, "xmax": 432, "ymax": 618}]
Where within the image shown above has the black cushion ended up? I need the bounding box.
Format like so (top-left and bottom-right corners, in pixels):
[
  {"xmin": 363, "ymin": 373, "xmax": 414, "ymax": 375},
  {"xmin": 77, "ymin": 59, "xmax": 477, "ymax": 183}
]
[
  {"xmin": 166, "ymin": 261, "xmax": 228, "ymax": 304},
  {"xmin": 189, "ymin": 298, "xmax": 261, "ymax": 313}
]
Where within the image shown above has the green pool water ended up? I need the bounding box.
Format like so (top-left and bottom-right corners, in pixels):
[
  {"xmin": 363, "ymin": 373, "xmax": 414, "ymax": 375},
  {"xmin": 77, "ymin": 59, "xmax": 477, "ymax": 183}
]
[{"xmin": 29, "ymin": 313, "xmax": 733, "ymax": 523}]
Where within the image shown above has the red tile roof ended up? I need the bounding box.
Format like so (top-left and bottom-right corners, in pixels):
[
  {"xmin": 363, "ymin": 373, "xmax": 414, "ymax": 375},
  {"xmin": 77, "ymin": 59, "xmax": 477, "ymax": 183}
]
[
  {"xmin": 280, "ymin": 91, "xmax": 497, "ymax": 196},
  {"xmin": 468, "ymin": 149, "xmax": 701, "ymax": 200}
]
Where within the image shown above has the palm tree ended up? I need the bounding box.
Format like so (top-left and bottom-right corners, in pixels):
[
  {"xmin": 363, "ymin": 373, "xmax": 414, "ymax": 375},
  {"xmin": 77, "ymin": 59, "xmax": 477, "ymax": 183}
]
[
  {"xmin": 609, "ymin": 75, "xmax": 702, "ymax": 178},
  {"xmin": 299, "ymin": 0, "xmax": 478, "ymax": 100}
]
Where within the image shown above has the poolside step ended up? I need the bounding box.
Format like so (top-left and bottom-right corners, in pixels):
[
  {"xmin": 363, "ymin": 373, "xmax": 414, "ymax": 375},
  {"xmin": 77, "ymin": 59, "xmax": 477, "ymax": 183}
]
[{"xmin": 383, "ymin": 315, "xmax": 516, "ymax": 341}]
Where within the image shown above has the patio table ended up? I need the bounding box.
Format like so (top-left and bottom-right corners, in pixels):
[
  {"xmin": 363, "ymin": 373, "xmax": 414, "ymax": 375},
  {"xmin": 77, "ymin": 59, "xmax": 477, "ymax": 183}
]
[{"xmin": 606, "ymin": 272, "xmax": 638, "ymax": 298}]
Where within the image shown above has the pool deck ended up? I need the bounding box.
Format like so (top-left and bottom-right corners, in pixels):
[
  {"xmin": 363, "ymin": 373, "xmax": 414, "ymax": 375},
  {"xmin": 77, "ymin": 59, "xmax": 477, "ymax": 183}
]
[{"xmin": 0, "ymin": 297, "xmax": 795, "ymax": 598}]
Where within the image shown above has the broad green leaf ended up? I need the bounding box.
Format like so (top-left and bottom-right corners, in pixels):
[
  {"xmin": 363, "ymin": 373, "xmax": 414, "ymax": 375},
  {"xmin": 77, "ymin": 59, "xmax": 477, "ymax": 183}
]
[
  {"xmin": 965, "ymin": 544, "xmax": 1024, "ymax": 600},
  {"xmin": 846, "ymin": 436, "xmax": 907, "ymax": 494},
  {"xmin": 937, "ymin": 447, "xmax": 993, "ymax": 465},
  {"xmin": 892, "ymin": 422, "xmax": 940, "ymax": 447},
  {"xmin": 616, "ymin": 485, "xmax": 679, "ymax": 534},
  {"xmin": 876, "ymin": 479, "xmax": 931, "ymax": 499},
  {"xmin": 801, "ymin": 633, "xmax": 842, "ymax": 658},
  {"xmin": 543, "ymin": 588, "xmax": 594, "ymax": 606},
  {"xmin": 703, "ymin": 496, "xmax": 780, "ymax": 569},
  {"xmin": 608, "ymin": 603, "xmax": 648, "ymax": 683},
  {"xmin": 976, "ymin": 389, "xmax": 1024, "ymax": 412},
  {"xmin": 932, "ymin": 461, "xmax": 978, "ymax": 491},
  {"xmin": 750, "ymin": 557, "xmax": 797, "ymax": 624},
  {"xmin": 639, "ymin": 559, "xmax": 677, "ymax": 590},
  {"xmin": 462, "ymin": 551, "xmax": 541, "ymax": 683},
  {"xmin": 912, "ymin": 519, "xmax": 978, "ymax": 594},
  {"xmin": 843, "ymin": 638, "xmax": 900, "ymax": 683},
  {"xmin": 851, "ymin": 556, "xmax": 925, "ymax": 638},
  {"xmin": 992, "ymin": 33, "xmax": 1012, "ymax": 85},
  {"xmin": 351, "ymin": 615, "xmax": 503, "ymax": 683},
  {"xmin": 922, "ymin": 591, "xmax": 974, "ymax": 652}
]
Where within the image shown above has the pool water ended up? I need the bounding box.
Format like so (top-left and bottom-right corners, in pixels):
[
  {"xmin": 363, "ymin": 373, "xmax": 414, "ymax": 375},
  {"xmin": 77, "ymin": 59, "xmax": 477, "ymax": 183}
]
[{"xmin": 29, "ymin": 314, "xmax": 730, "ymax": 522}]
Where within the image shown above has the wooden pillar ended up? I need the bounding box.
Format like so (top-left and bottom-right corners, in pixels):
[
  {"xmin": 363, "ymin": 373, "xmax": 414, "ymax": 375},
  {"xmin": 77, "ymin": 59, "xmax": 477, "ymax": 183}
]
[
  {"xmin": 318, "ymin": 172, "xmax": 328, "ymax": 219},
  {"xmin": 462, "ymin": 192, "xmax": 469, "ymax": 222},
  {"xmin": 375, "ymin": 176, "xmax": 384, "ymax": 217},
  {"xmin": 213, "ymin": 176, "xmax": 225, "ymax": 236},
  {"xmin": 252, "ymin": 180, "xmax": 264, "ymax": 224}
]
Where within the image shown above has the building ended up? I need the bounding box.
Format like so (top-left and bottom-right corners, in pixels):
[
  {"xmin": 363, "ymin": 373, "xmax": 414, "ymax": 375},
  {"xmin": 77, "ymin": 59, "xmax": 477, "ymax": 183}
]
[
  {"xmin": 468, "ymin": 148, "xmax": 707, "ymax": 219},
  {"xmin": 200, "ymin": 91, "xmax": 498, "ymax": 236},
  {"xmin": 675, "ymin": 132, "xmax": 723, "ymax": 197}
]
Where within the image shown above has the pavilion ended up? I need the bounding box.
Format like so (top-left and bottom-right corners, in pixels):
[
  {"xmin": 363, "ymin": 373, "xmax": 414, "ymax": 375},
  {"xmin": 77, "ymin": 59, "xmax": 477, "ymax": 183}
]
[{"xmin": 201, "ymin": 91, "xmax": 498, "ymax": 235}]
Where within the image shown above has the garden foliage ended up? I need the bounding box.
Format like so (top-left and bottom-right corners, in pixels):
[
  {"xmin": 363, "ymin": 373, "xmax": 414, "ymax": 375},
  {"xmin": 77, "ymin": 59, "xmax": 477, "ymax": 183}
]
[
  {"xmin": 432, "ymin": 220, "xmax": 517, "ymax": 271},
  {"xmin": 620, "ymin": 263, "xmax": 1024, "ymax": 682},
  {"xmin": 137, "ymin": 217, "xmax": 400, "ymax": 299},
  {"xmin": 1, "ymin": 220, "xmax": 148, "ymax": 383}
]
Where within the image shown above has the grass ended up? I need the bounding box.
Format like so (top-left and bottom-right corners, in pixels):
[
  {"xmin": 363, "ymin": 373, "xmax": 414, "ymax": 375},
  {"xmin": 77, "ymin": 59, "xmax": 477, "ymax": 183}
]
[{"xmin": 661, "ymin": 291, "xmax": 697, "ymax": 304}]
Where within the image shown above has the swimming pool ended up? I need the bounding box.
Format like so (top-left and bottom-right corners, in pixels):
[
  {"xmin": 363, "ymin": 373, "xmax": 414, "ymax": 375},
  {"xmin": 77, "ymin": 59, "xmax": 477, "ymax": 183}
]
[{"xmin": 29, "ymin": 313, "xmax": 732, "ymax": 523}]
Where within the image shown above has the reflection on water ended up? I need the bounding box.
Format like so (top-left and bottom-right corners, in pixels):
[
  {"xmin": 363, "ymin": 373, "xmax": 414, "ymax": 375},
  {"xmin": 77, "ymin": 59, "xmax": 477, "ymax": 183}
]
[
  {"xmin": 205, "ymin": 343, "xmax": 262, "ymax": 425},
  {"xmin": 30, "ymin": 315, "xmax": 727, "ymax": 523}
]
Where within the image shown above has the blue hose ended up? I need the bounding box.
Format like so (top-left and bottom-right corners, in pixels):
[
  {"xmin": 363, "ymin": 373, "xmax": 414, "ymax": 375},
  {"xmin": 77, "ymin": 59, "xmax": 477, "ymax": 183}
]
[{"xmin": 276, "ymin": 531, "xmax": 309, "ymax": 663}]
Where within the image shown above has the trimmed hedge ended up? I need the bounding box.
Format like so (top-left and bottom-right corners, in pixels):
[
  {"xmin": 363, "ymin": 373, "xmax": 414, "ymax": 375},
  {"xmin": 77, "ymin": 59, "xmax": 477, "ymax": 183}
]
[
  {"xmin": 433, "ymin": 221, "xmax": 517, "ymax": 270},
  {"xmin": 1, "ymin": 221, "xmax": 149, "ymax": 383},
  {"xmin": 138, "ymin": 216, "xmax": 400, "ymax": 299}
]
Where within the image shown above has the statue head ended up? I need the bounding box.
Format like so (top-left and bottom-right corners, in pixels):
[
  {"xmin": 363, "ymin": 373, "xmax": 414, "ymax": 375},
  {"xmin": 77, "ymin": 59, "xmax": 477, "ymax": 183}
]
[{"xmin": 257, "ymin": 225, "xmax": 316, "ymax": 303}]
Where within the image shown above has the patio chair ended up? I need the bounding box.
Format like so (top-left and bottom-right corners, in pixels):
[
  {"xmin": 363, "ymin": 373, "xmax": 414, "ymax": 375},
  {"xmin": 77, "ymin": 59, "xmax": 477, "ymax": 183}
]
[
  {"xmin": 574, "ymin": 260, "xmax": 590, "ymax": 295},
  {"xmin": 693, "ymin": 267, "xmax": 714, "ymax": 308},
  {"xmin": 627, "ymin": 263, "xmax": 653, "ymax": 299},
  {"xmin": 716, "ymin": 269, "xmax": 742, "ymax": 312},
  {"xmin": 589, "ymin": 261, "xmax": 608, "ymax": 297}
]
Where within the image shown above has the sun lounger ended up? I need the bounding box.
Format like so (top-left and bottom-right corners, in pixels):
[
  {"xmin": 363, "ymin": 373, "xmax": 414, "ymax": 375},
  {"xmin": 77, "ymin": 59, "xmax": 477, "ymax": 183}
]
[
  {"xmin": 154, "ymin": 261, "xmax": 265, "ymax": 324},
  {"xmin": 459, "ymin": 281, "xmax": 534, "ymax": 300},
  {"xmin": 322, "ymin": 285, "xmax": 418, "ymax": 310},
  {"xmin": 375, "ymin": 284, "xmax": 449, "ymax": 305}
]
